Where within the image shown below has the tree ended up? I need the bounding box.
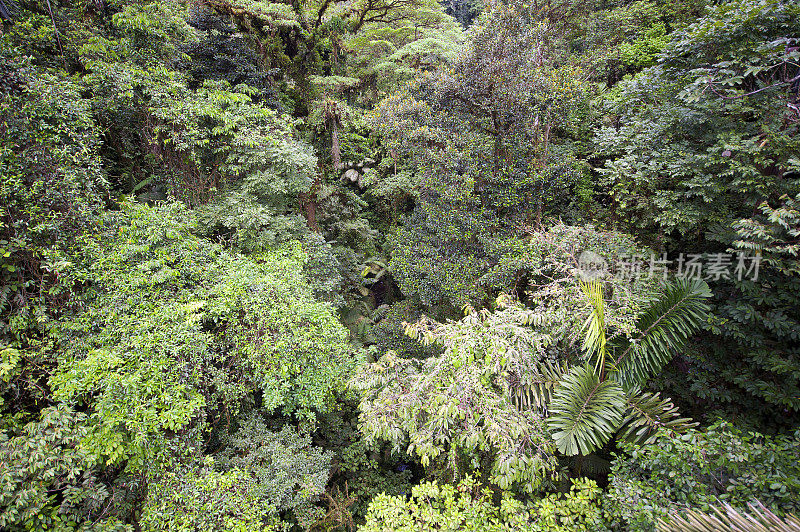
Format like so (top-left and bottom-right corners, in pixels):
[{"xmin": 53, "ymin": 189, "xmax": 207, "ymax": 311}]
[
  {"xmin": 371, "ymin": 0, "xmax": 597, "ymax": 311},
  {"xmin": 46, "ymin": 202, "xmax": 354, "ymax": 473},
  {"xmin": 596, "ymin": 0, "xmax": 799, "ymax": 243},
  {"xmin": 0, "ymin": 49, "xmax": 107, "ymax": 344},
  {"xmin": 548, "ymin": 278, "xmax": 709, "ymax": 456},
  {"xmin": 666, "ymin": 193, "xmax": 800, "ymax": 428},
  {"xmin": 353, "ymin": 225, "xmax": 709, "ymax": 494},
  {"xmin": 596, "ymin": 0, "xmax": 800, "ymax": 430},
  {"xmin": 0, "ymin": 406, "xmax": 123, "ymax": 530},
  {"xmin": 141, "ymin": 420, "xmax": 333, "ymax": 530},
  {"xmin": 140, "ymin": 462, "xmax": 281, "ymax": 531}
]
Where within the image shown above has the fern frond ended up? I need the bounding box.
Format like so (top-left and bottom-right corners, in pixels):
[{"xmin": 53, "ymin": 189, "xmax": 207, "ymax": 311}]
[
  {"xmin": 617, "ymin": 391, "xmax": 696, "ymax": 446},
  {"xmin": 548, "ymin": 364, "xmax": 626, "ymax": 456},
  {"xmin": 611, "ymin": 279, "xmax": 712, "ymax": 389},
  {"xmin": 658, "ymin": 501, "xmax": 800, "ymax": 532}
]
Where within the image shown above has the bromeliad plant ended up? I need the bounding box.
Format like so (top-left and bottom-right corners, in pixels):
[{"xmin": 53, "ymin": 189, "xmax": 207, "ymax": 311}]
[{"xmin": 352, "ymin": 237, "xmax": 712, "ymax": 491}]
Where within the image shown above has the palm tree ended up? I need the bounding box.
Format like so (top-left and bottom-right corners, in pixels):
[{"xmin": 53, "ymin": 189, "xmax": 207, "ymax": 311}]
[{"xmin": 546, "ymin": 278, "xmax": 712, "ymax": 456}]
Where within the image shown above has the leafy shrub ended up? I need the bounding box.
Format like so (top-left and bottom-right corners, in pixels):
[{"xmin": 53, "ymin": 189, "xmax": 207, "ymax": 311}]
[
  {"xmin": 359, "ymin": 476, "xmax": 608, "ymax": 531},
  {"xmin": 528, "ymin": 479, "xmax": 609, "ymax": 532},
  {"xmin": 359, "ymin": 476, "xmax": 529, "ymax": 531},
  {"xmin": 605, "ymin": 422, "xmax": 800, "ymax": 531},
  {"xmin": 0, "ymin": 405, "xmax": 125, "ymax": 531},
  {"xmin": 46, "ymin": 202, "xmax": 354, "ymax": 471},
  {"xmin": 216, "ymin": 418, "xmax": 332, "ymax": 528},
  {"xmin": 140, "ymin": 461, "xmax": 281, "ymax": 532}
]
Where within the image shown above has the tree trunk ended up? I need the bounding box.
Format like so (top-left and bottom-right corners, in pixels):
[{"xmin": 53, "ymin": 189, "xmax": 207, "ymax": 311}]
[
  {"xmin": 331, "ymin": 123, "xmax": 341, "ymax": 170},
  {"xmin": 300, "ymin": 177, "xmax": 321, "ymax": 232}
]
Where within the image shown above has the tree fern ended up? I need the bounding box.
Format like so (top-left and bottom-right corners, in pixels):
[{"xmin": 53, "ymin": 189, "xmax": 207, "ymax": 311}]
[
  {"xmin": 610, "ymin": 279, "xmax": 712, "ymax": 389},
  {"xmin": 548, "ymin": 364, "xmax": 626, "ymax": 456}
]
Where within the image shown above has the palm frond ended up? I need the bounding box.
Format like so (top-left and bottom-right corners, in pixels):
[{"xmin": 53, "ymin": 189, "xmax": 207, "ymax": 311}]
[
  {"xmin": 658, "ymin": 501, "xmax": 800, "ymax": 532},
  {"xmin": 548, "ymin": 364, "xmax": 626, "ymax": 456},
  {"xmin": 0, "ymin": 0, "xmax": 18, "ymax": 21},
  {"xmin": 610, "ymin": 279, "xmax": 712, "ymax": 389},
  {"xmin": 511, "ymin": 359, "xmax": 568, "ymax": 411},
  {"xmin": 563, "ymin": 453, "xmax": 611, "ymax": 477},
  {"xmin": 580, "ymin": 280, "xmax": 608, "ymax": 377},
  {"xmin": 617, "ymin": 390, "xmax": 697, "ymax": 446}
]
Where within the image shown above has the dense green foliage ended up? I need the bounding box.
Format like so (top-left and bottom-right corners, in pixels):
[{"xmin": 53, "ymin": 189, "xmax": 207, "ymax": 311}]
[
  {"xmin": 2, "ymin": 0, "xmax": 799, "ymax": 528},
  {"xmin": 606, "ymin": 422, "xmax": 800, "ymax": 530},
  {"xmin": 49, "ymin": 203, "xmax": 353, "ymax": 466},
  {"xmin": 0, "ymin": 52, "xmax": 108, "ymax": 343},
  {"xmin": 596, "ymin": 0, "xmax": 800, "ymax": 430},
  {"xmin": 361, "ymin": 476, "xmax": 608, "ymax": 531}
]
